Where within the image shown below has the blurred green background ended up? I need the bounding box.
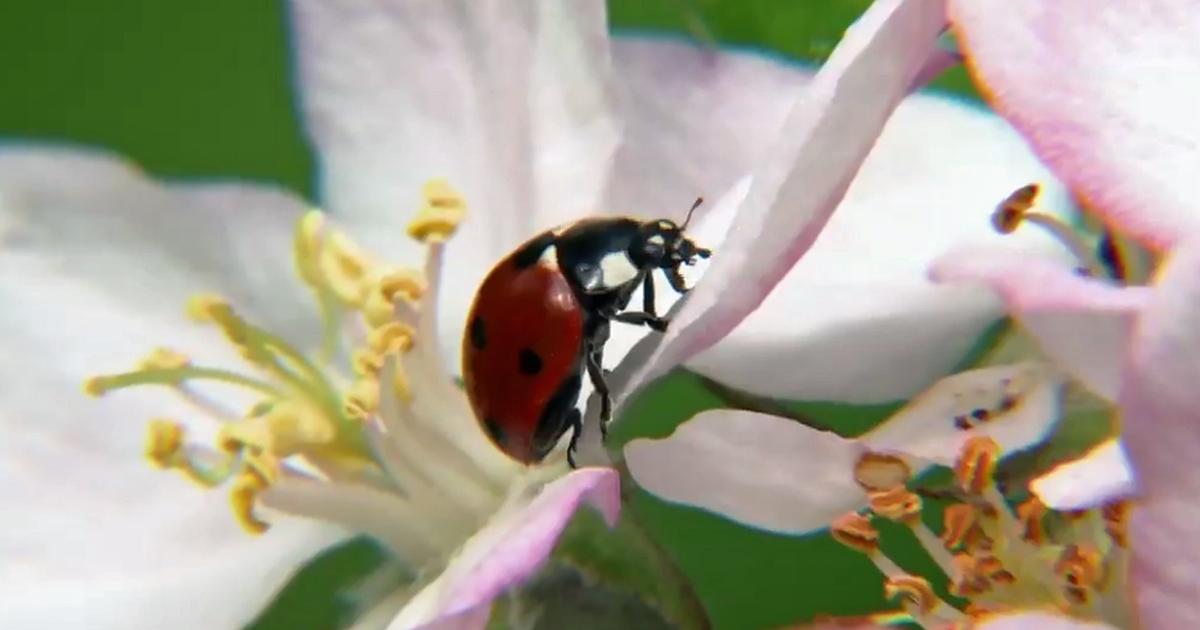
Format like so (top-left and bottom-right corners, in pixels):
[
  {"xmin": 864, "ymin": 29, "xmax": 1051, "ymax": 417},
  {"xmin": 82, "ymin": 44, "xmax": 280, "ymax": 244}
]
[{"xmin": 0, "ymin": 1, "xmax": 980, "ymax": 628}]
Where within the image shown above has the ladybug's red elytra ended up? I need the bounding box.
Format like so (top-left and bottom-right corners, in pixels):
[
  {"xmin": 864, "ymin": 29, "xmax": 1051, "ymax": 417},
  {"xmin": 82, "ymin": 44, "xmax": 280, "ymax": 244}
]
[{"xmin": 462, "ymin": 199, "xmax": 711, "ymax": 467}]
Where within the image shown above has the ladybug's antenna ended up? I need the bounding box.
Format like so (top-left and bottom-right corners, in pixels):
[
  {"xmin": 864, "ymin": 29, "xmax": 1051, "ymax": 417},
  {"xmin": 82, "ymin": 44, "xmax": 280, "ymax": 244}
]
[{"xmin": 681, "ymin": 196, "xmax": 704, "ymax": 230}]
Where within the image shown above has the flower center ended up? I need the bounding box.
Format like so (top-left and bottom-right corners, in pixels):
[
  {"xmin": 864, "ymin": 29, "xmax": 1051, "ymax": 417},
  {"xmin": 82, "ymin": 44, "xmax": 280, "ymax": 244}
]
[
  {"xmin": 992, "ymin": 183, "xmax": 1154, "ymax": 285},
  {"xmin": 830, "ymin": 437, "xmax": 1132, "ymax": 628},
  {"xmin": 84, "ymin": 180, "xmax": 481, "ymax": 534}
]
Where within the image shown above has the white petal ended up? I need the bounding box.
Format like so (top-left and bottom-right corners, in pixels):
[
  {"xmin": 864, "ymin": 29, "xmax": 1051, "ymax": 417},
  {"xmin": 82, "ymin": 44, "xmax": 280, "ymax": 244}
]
[
  {"xmin": 0, "ymin": 147, "xmax": 342, "ymax": 628},
  {"xmin": 0, "ymin": 146, "xmax": 319, "ymax": 347},
  {"xmin": 687, "ymin": 92, "xmax": 1079, "ymax": 403},
  {"xmin": 608, "ymin": 0, "xmax": 953, "ymax": 413},
  {"xmin": 602, "ymin": 38, "xmax": 807, "ymax": 225},
  {"xmin": 862, "ymin": 362, "xmax": 1066, "ymax": 466},
  {"xmin": 1030, "ymin": 438, "xmax": 1135, "ymax": 511},
  {"xmin": 290, "ymin": 0, "xmax": 619, "ymax": 371},
  {"xmin": 625, "ymin": 410, "xmax": 868, "ymax": 534}
]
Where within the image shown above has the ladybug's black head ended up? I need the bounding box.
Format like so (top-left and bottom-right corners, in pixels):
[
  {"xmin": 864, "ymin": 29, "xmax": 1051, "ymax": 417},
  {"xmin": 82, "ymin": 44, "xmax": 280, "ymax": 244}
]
[{"xmin": 629, "ymin": 198, "xmax": 712, "ymax": 272}]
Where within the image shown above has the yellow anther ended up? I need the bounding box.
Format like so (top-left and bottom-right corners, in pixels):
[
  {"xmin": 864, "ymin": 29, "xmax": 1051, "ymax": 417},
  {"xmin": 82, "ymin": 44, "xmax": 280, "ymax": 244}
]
[
  {"xmin": 369, "ymin": 321, "xmax": 415, "ymax": 356},
  {"xmin": 344, "ymin": 377, "xmax": 380, "ymax": 421},
  {"xmin": 186, "ymin": 293, "xmax": 232, "ymax": 323},
  {"xmin": 942, "ymin": 503, "xmax": 980, "ymax": 551},
  {"xmin": 82, "ymin": 375, "xmax": 110, "ymax": 397},
  {"xmin": 352, "ymin": 348, "xmax": 385, "ymax": 377},
  {"xmin": 854, "ymin": 452, "xmax": 912, "ymax": 493},
  {"xmin": 229, "ymin": 471, "xmax": 270, "ymax": 534},
  {"xmin": 884, "ymin": 575, "xmax": 937, "ymax": 616},
  {"xmin": 869, "ymin": 487, "xmax": 923, "ymax": 523},
  {"xmin": 319, "ymin": 231, "xmax": 373, "ymax": 306},
  {"xmin": 831, "ymin": 512, "xmax": 880, "ymax": 554},
  {"xmin": 145, "ymin": 419, "xmax": 185, "ymax": 469},
  {"xmin": 243, "ymin": 450, "xmax": 281, "ymax": 486},
  {"xmin": 949, "ymin": 553, "xmax": 990, "ymax": 597},
  {"xmin": 377, "ymin": 268, "xmax": 425, "ymax": 303},
  {"xmin": 137, "ymin": 348, "xmax": 191, "ymax": 371},
  {"xmin": 218, "ymin": 401, "xmax": 336, "ymax": 457},
  {"xmin": 294, "ymin": 210, "xmax": 327, "ymax": 287},
  {"xmin": 955, "ymin": 436, "xmax": 1000, "ymax": 496},
  {"xmin": 1102, "ymin": 500, "xmax": 1130, "ymax": 548},
  {"xmin": 1017, "ymin": 497, "xmax": 1047, "ymax": 544},
  {"xmin": 408, "ymin": 179, "xmax": 466, "ymax": 243},
  {"xmin": 363, "ymin": 269, "xmax": 426, "ymax": 327},
  {"xmin": 992, "ymin": 183, "xmax": 1040, "ymax": 234},
  {"xmin": 1055, "ymin": 544, "xmax": 1103, "ymax": 590}
]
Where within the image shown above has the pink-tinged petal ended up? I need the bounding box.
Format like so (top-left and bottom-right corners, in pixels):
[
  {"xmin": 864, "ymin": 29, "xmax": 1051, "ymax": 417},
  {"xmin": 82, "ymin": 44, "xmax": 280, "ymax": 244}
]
[
  {"xmin": 389, "ymin": 468, "xmax": 620, "ymax": 629},
  {"xmin": 933, "ymin": 248, "xmax": 1151, "ymax": 402},
  {"xmin": 687, "ymin": 91, "xmax": 1078, "ymax": 403},
  {"xmin": 0, "ymin": 148, "xmax": 343, "ymax": 628},
  {"xmin": 863, "ymin": 362, "xmax": 1066, "ymax": 466},
  {"xmin": 1119, "ymin": 239, "xmax": 1200, "ymax": 630},
  {"xmin": 608, "ymin": 0, "xmax": 950, "ymax": 413},
  {"xmin": 973, "ymin": 611, "xmax": 1118, "ymax": 630},
  {"xmin": 290, "ymin": 0, "xmax": 618, "ymax": 371},
  {"xmin": 1030, "ymin": 438, "xmax": 1136, "ymax": 511},
  {"xmin": 625, "ymin": 410, "xmax": 868, "ymax": 534},
  {"xmin": 603, "ymin": 38, "xmax": 808, "ymax": 224},
  {"xmin": 948, "ymin": 0, "xmax": 1200, "ymax": 251}
]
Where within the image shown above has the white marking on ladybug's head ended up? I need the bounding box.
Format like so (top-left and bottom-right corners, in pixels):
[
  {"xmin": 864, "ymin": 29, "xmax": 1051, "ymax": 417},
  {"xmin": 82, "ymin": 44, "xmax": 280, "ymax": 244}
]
[
  {"xmin": 598, "ymin": 250, "xmax": 641, "ymax": 290},
  {"xmin": 647, "ymin": 234, "xmax": 665, "ymax": 246},
  {"xmin": 538, "ymin": 244, "xmax": 559, "ymax": 270}
]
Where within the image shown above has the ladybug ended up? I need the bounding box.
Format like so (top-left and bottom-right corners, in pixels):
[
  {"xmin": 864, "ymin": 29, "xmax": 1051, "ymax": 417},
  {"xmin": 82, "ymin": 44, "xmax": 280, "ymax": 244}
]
[{"xmin": 462, "ymin": 199, "xmax": 711, "ymax": 467}]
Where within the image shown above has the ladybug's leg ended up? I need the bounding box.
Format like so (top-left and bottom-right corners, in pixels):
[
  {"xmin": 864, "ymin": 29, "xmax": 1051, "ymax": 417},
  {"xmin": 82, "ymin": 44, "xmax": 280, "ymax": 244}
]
[
  {"xmin": 585, "ymin": 345, "xmax": 613, "ymax": 439},
  {"xmin": 565, "ymin": 408, "xmax": 583, "ymax": 469},
  {"xmin": 611, "ymin": 274, "xmax": 669, "ymax": 331}
]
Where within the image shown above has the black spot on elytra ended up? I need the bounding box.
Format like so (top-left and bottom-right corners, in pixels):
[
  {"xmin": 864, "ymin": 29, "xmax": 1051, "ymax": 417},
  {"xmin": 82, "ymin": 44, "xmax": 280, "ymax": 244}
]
[
  {"xmin": 971, "ymin": 408, "xmax": 991, "ymax": 422},
  {"xmin": 519, "ymin": 348, "xmax": 543, "ymax": 375},
  {"xmin": 469, "ymin": 316, "xmax": 487, "ymax": 350},
  {"xmin": 483, "ymin": 417, "xmax": 505, "ymax": 445}
]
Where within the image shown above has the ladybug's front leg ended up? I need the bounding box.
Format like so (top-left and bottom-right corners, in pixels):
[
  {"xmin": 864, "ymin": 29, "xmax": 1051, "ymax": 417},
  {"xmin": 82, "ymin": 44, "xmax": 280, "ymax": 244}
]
[
  {"xmin": 584, "ymin": 344, "xmax": 613, "ymax": 439},
  {"xmin": 612, "ymin": 273, "xmax": 669, "ymax": 331}
]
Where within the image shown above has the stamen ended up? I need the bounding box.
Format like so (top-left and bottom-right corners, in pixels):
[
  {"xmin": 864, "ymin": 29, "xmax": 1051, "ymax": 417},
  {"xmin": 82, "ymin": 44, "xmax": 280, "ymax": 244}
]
[
  {"xmin": 293, "ymin": 210, "xmax": 344, "ymax": 362},
  {"xmin": 351, "ymin": 349, "xmax": 385, "ymax": 377},
  {"xmin": 1101, "ymin": 500, "xmax": 1130, "ymax": 548},
  {"xmin": 229, "ymin": 471, "xmax": 270, "ymax": 534},
  {"xmin": 186, "ymin": 295, "xmax": 342, "ymax": 414},
  {"xmin": 854, "ymin": 452, "xmax": 912, "ymax": 493},
  {"xmin": 84, "ymin": 364, "xmax": 282, "ymax": 399},
  {"xmin": 344, "ymin": 377, "xmax": 380, "ymax": 421},
  {"xmin": 408, "ymin": 179, "xmax": 466, "ymax": 243},
  {"xmin": 1055, "ymin": 544, "xmax": 1104, "ymax": 605},
  {"xmin": 217, "ymin": 401, "xmax": 337, "ymax": 457},
  {"xmin": 368, "ymin": 321, "xmax": 416, "ymax": 356},
  {"xmin": 883, "ymin": 575, "xmax": 963, "ymax": 625},
  {"xmin": 991, "ymin": 183, "xmax": 1107, "ymax": 277},
  {"xmin": 1017, "ymin": 497, "xmax": 1047, "ymax": 544},
  {"xmin": 137, "ymin": 347, "xmax": 191, "ymax": 371},
  {"xmin": 872, "ymin": 488, "xmax": 960, "ymax": 578},
  {"xmin": 942, "ymin": 503, "xmax": 980, "ymax": 551},
  {"xmin": 363, "ymin": 268, "xmax": 425, "ymax": 328},
  {"xmin": 319, "ymin": 231, "xmax": 373, "ymax": 306},
  {"xmin": 869, "ymin": 487, "xmax": 923, "ymax": 523},
  {"xmin": 955, "ymin": 436, "xmax": 999, "ymax": 497},
  {"xmin": 831, "ymin": 512, "xmax": 881, "ymax": 555},
  {"xmin": 145, "ymin": 419, "xmax": 185, "ymax": 469}
]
